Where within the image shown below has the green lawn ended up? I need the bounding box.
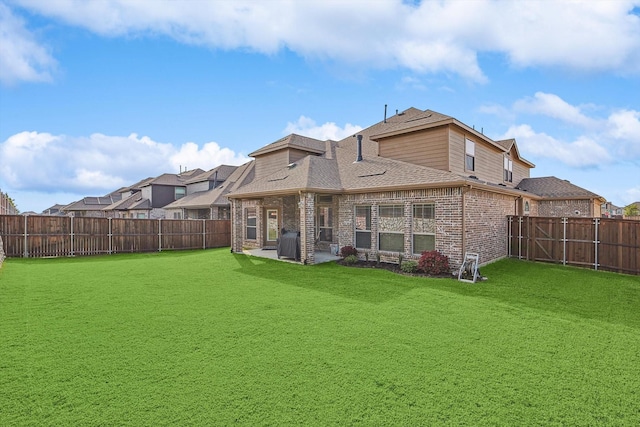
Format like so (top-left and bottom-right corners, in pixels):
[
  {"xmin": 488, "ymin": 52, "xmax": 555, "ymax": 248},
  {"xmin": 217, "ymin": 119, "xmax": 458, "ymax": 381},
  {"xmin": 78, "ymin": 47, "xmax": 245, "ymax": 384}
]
[{"xmin": 1, "ymin": 249, "xmax": 639, "ymax": 426}]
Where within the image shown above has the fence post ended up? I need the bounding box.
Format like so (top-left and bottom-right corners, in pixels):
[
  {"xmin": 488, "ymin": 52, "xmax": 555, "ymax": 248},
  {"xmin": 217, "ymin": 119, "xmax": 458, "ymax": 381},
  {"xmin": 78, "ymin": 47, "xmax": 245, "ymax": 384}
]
[
  {"xmin": 562, "ymin": 217, "xmax": 567, "ymax": 266},
  {"xmin": 108, "ymin": 217, "xmax": 112, "ymax": 254},
  {"xmin": 518, "ymin": 216, "xmax": 523, "ymax": 259},
  {"xmin": 594, "ymin": 217, "xmax": 599, "ymax": 271},
  {"xmin": 23, "ymin": 214, "xmax": 28, "ymax": 258},
  {"xmin": 507, "ymin": 216, "xmax": 512, "ymax": 258},
  {"xmin": 158, "ymin": 218, "xmax": 162, "ymax": 252},
  {"xmin": 70, "ymin": 215, "xmax": 75, "ymax": 257},
  {"xmin": 202, "ymin": 219, "xmax": 206, "ymax": 250}
]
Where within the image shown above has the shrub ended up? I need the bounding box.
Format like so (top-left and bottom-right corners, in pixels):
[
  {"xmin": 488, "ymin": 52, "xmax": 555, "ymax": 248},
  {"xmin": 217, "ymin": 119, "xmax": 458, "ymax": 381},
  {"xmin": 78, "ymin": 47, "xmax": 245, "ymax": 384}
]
[
  {"xmin": 340, "ymin": 245, "xmax": 358, "ymax": 258},
  {"xmin": 418, "ymin": 250, "xmax": 450, "ymax": 275},
  {"xmin": 343, "ymin": 254, "xmax": 358, "ymax": 265},
  {"xmin": 400, "ymin": 260, "xmax": 418, "ymax": 273}
]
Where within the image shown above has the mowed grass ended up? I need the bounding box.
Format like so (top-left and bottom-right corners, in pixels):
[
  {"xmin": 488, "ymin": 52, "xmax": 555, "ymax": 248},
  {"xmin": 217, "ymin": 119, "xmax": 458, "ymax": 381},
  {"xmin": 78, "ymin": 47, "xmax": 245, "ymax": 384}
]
[{"xmin": 1, "ymin": 249, "xmax": 639, "ymax": 426}]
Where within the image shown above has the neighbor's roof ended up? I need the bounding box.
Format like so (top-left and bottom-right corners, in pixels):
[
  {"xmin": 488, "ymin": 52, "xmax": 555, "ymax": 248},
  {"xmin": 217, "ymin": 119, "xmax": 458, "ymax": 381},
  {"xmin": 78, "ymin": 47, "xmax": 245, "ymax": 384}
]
[
  {"xmin": 62, "ymin": 193, "xmax": 123, "ymax": 211},
  {"xmin": 185, "ymin": 165, "xmax": 238, "ymax": 185},
  {"xmin": 164, "ymin": 162, "xmax": 254, "ymax": 209},
  {"xmin": 143, "ymin": 169, "xmax": 205, "ymax": 186},
  {"xmin": 516, "ymin": 177, "xmax": 604, "ymax": 200}
]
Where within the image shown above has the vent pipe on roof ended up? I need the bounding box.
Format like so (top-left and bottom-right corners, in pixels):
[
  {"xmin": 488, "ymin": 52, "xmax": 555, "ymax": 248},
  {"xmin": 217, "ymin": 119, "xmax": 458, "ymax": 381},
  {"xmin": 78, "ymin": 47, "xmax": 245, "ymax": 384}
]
[
  {"xmin": 355, "ymin": 134, "xmax": 363, "ymax": 163},
  {"xmin": 384, "ymin": 104, "xmax": 387, "ymax": 123}
]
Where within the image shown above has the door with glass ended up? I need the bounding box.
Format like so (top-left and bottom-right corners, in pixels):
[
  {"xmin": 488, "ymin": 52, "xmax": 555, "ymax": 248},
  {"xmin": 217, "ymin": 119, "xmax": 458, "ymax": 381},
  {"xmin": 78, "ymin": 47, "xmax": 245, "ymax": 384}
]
[{"xmin": 264, "ymin": 208, "xmax": 280, "ymax": 247}]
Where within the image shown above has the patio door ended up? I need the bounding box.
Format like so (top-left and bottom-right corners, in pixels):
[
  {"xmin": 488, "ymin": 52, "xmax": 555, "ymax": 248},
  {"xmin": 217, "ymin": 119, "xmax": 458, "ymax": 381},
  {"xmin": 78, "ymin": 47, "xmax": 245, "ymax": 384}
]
[{"xmin": 264, "ymin": 208, "xmax": 280, "ymax": 247}]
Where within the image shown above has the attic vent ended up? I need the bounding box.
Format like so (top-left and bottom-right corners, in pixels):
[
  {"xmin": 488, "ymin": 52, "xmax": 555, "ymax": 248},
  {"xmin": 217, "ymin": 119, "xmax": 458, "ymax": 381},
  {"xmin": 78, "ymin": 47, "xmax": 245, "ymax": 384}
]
[
  {"xmin": 267, "ymin": 176, "xmax": 289, "ymax": 182},
  {"xmin": 468, "ymin": 175, "xmax": 478, "ymax": 180},
  {"xmin": 358, "ymin": 171, "xmax": 386, "ymax": 178}
]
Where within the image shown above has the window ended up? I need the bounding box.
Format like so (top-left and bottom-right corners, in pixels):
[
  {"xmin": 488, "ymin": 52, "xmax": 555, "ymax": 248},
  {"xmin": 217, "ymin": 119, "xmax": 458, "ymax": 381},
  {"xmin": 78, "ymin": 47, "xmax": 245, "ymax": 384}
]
[
  {"xmin": 245, "ymin": 207, "xmax": 257, "ymax": 240},
  {"xmin": 378, "ymin": 205, "xmax": 404, "ymax": 252},
  {"xmin": 465, "ymin": 139, "xmax": 475, "ymax": 171},
  {"xmin": 173, "ymin": 212, "xmax": 182, "ymax": 219},
  {"xmin": 317, "ymin": 206, "xmax": 333, "ymax": 242},
  {"xmin": 355, "ymin": 206, "xmax": 371, "ymax": 249},
  {"xmin": 524, "ymin": 201, "xmax": 530, "ymax": 215},
  {"xmin": 137, "ymin": 213, "xmax": 146, "ymax": 219},
  {"xmin": 412, "ymin": 204, "xmax": 435, "ymax": 254},
  {"xmin": 175, "ymin": 187, "xmax": 186, "ymax": 200},
  {"xmin": 504, "ymin": 156, "xmax": 513, "ymax": 182}
]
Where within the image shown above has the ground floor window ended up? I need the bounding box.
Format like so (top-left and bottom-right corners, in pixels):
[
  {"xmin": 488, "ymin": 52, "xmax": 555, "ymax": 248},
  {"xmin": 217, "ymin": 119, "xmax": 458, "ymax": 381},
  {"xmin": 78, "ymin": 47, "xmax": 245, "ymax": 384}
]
[
  {"xmin": 355, "ymin": 206, "xmax": 371, "ymax": 249},
  {"xmin": 412, "ymin": 204, "xmax": 435, "ymax": 254},
  {"xmin": 245, "ymin": 207, "xmax": 256, "ymax": 240},
  {"xmin": 379, "ymin": 205, "xmax": 404, "ymax": 252}
]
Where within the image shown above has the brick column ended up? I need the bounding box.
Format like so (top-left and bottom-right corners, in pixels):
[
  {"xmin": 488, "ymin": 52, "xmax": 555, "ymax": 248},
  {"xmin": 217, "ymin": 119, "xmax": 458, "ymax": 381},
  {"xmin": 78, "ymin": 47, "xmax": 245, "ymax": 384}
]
[{"xmin": 299, "ymin": 192, "xmax": 315, "ymax": 264}]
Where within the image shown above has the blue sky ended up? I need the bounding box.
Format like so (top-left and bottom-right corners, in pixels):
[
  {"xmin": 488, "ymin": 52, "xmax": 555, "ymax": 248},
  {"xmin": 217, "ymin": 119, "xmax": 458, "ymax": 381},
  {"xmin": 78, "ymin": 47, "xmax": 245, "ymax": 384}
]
[{"xmin": 1, "ymin": 0, "xmax": 639, "ymax": 213}]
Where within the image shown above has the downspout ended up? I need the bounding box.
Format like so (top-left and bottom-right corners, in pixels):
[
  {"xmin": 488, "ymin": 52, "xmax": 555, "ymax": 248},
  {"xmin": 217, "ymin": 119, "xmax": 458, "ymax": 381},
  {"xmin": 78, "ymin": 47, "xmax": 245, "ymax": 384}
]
[{"xmin": 461, "ymin": 186, "xmax": 466, "ymax": 260}]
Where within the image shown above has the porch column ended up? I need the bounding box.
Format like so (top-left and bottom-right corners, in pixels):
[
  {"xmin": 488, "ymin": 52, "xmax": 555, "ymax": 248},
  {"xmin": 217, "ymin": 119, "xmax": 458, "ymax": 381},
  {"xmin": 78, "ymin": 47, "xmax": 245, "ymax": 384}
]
[
  {"xmin": 230, "ymin": 199, "xmax": 243, "ymax": 253},
  {"xmin": 299, "ymin": 192, "xmax": 316, "ymax": 264}
]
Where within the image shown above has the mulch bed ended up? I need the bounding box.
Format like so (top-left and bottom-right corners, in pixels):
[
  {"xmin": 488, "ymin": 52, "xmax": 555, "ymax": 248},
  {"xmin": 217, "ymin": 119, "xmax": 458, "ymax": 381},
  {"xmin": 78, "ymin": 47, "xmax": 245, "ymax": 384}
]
[{"xmin": 335, "ymin": 259, "xmax": 455, "ymax": 279}]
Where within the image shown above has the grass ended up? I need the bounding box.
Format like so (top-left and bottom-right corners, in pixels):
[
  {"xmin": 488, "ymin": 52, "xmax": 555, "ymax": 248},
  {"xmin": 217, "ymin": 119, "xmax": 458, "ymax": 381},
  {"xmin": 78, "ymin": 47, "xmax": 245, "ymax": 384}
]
[{"xmin": 1, "ymin": 249, "xmax": 639, "ymax": 426}]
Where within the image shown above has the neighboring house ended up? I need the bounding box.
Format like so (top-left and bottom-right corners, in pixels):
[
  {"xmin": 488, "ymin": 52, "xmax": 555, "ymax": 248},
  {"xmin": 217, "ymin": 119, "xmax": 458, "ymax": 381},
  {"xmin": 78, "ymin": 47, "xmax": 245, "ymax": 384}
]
[
  {"xmin": 601, "ymin": 201, "xmax": 623, "ymax": 218},
  {"xmin": 61, "ymin": 192, "xmax": 123, "ymax": 217},
  {"xmin": 41, "ymin": 204, "xmax": 65, "ymax": 215},
  {"xmin": 227, "ymin": 107, "xmax": 605, "ymax": 268},
  {"xmin": 516, "ymin": 177, "xmax": 605, "ymax": 218},
  {"xmin": 164, "ymin": 162, "xmax": 254, "ymax": 219},
  {"xmin": 102, "ymin": 169, "xmax": 204, "ymax": 219}
]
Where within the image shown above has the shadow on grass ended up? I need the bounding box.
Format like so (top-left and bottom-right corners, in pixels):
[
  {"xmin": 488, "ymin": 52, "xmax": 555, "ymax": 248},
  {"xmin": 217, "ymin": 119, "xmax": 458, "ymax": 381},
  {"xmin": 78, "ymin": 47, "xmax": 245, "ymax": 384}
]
[{"xmin": 232, "ymin": 253, "xmax": 420, "ymax": 304}]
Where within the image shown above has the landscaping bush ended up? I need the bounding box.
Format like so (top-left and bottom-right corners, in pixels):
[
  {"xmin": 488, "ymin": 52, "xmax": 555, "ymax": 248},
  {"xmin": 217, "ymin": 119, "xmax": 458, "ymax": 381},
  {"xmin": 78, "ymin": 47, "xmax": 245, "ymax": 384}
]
[
  {"xmin": 400, "ymin": 260, "xmax": 418, "ymax": 273},
  {"xmin": 418, "ymin": 250, "xmax": 450, "ymax": 275},
  {"xmin": 340, "ymin": 245, "xmax": 358, "ymax": 258},
  {"xmin": 343, "ymin": 254, "xmax": 358, "ymax": 265}
]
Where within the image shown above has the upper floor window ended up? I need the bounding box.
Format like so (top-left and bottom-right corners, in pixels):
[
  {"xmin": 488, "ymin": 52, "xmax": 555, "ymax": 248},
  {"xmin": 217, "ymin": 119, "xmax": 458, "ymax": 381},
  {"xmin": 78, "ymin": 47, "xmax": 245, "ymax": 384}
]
[
  {"xmin": 465, "ymin": 139, "xmax": 475, "ymax": 171},
  {"xmin": 504, "ymin": 156, "xmax": 513, "ymax": 182},
  {"xmin": 175, "ymin": 187, "xmax": 186, "ymax": 200}
]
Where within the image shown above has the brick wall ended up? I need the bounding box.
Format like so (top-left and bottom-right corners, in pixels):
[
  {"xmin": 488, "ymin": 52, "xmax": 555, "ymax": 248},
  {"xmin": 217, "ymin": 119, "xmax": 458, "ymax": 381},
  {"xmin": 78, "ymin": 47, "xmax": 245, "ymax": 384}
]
[
  {"xmin": 464, "ymin": 189, "xmax": 517, "ymax": 266},
  {"xmin": 337, "ymin": 187, "xmax": 466, "ymax": 268},
  {"xmin": 536, "ymin": 199, "xmax": 595, "ymax": 217}
]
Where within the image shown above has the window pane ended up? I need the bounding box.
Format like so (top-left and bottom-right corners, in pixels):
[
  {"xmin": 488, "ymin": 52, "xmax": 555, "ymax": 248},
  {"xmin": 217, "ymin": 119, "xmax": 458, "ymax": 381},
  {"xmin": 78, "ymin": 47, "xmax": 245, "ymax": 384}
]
[
  {"xmin": 246, "ymin": 227, "xmax": 256, "ymax": 240},
  {"xmin": 355, "ymin": 206, "xmax": 371, "ymax": 230},
  {"xmin": 413, "ymin": 234, "xmax": 435, "ymax": 254},
  {"xmin": 355, "ymin": 231, "xmax": 371, "ymax": 249},
  {"xmin": 413, "ymin": 204, "xmax": 435, "ymax": 234},
  {"xmin": 320, "ymin": 228, "xmax": 333, "ymax": 242},
  {"xmin": 466, "ymin": 154, "xmax": 474, "ymax": 171},
  {"xmin": 465, "ymin": 139, "xmax": 475, "ymax": 155},
  {"xmin": 318, "ymin": 206, "xmax": 333, "ymax": 227},
  {"xmin": 379, "ymin": 232, "xmax": 403, "ymax": 252},
  {"xmin": 379, "ymin": 205, "xmax": 403, "ymax": 232}
]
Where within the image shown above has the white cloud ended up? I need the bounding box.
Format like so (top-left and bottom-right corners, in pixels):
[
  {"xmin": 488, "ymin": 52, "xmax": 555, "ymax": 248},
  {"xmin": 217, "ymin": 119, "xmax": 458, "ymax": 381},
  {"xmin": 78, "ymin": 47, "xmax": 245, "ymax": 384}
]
[
  {"xmin": 0, "ymin": 131, "xmax": 248, "ymax": 194},
  {"xmin": 606, "ymin": 109, "xmax": 640, "ymax": 157},
  {"xmin": 514, "ymin": 92, "xmax": 598, "ymax": 129},
  {"xmin": 500, "ymin": 124, "xmax": 611, "ymax": 167},
  {"xmin": 284, "ymin": 116, "xmax": 362, "ymax": 141},
  {"xmin": 0, "ymin": 2, "xmax": 56, "ymax": 85},
  {"xmin": 9, "ymin": 0, "xmax": 640, "ymax": 83}
]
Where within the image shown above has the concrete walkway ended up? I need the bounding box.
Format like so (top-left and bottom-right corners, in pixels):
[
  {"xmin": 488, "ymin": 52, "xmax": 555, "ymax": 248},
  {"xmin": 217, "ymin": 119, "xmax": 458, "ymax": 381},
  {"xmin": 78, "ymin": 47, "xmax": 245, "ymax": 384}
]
[{"xmin": 243, "ymin": 248, "xmax": 341, "ymax": 264}]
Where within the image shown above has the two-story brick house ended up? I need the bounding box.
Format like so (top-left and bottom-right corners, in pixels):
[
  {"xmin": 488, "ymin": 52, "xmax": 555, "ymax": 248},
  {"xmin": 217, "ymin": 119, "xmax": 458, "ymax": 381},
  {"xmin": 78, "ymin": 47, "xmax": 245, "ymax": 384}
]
[{"xmin": 226, "ymin": 107, "xmax": 603, "ymax": 269}]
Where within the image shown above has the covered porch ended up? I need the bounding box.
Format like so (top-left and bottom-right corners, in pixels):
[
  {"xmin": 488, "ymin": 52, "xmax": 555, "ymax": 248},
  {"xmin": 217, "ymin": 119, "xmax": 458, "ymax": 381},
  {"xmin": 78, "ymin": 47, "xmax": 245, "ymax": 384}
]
[{"xmin": 231, "ymin": 192, "xmax": 340, "ymax": 265}]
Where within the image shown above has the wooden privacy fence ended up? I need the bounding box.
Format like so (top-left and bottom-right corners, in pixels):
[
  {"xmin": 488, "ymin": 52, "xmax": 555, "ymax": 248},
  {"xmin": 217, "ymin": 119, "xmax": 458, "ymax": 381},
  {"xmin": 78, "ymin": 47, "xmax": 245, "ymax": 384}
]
[
  {"xmin": 0, "ymin": 215, "xmax": 231, "ymax": 258},
  {"xmin": 508, "ymin": 216, "xmax": 640, "ymax": 275}
]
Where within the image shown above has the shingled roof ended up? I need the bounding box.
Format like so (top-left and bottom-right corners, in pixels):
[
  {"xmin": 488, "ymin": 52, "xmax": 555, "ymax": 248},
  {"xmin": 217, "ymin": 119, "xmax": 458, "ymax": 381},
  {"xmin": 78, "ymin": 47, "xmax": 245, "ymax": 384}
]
[
  {"xmin": 164, "ymin": 161, "xmax": 254, "ymax": 209},
  {"xmin": 249, "ymin": 134, "xmax": 327, "ymax": 157},
  {"xmin": 229, "ymin": 108, "xmax": 538, "ymax": 199},
  {"xmin": 516, "ymin": 177, "xmax": 604, "ymax": 200}
]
